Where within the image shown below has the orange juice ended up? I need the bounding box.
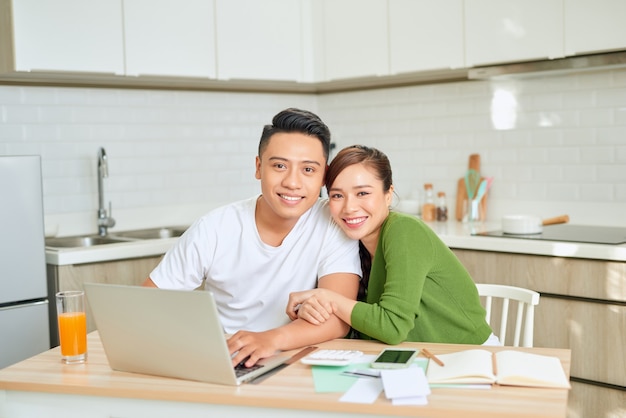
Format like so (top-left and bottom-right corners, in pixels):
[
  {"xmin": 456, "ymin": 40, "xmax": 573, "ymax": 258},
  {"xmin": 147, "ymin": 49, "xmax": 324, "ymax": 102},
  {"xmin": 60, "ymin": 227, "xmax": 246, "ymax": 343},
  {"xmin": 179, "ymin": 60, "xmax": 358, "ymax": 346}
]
[{"xmin": 58, "ymin": 312, "xmax": 87, "ymax": 356}]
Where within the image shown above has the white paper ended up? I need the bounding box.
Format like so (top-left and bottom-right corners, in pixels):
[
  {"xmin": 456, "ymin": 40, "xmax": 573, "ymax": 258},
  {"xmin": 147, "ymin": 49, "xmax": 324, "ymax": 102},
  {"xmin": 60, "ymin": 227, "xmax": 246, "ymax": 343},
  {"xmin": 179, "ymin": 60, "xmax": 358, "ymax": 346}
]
[
  {"xmin": 380, "ymin": 367, "xmax": 431, "ymax": 399},
  {"xmin": 339, "ymin": 378, "xmax": 383, "ymax": 404}
]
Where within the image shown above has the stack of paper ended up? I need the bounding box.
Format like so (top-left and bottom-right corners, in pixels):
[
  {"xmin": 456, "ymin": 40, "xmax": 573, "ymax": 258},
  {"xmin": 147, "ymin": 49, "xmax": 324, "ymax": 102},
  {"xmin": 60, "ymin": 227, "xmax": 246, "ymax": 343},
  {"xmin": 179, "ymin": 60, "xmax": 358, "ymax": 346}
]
[
  {"xmin": 381, "ymin": 367, "xmax": 431, "ymax": 405},
  {"xmin": 339, "ymin": 365, "xmax": 431, "ymax": 405}
]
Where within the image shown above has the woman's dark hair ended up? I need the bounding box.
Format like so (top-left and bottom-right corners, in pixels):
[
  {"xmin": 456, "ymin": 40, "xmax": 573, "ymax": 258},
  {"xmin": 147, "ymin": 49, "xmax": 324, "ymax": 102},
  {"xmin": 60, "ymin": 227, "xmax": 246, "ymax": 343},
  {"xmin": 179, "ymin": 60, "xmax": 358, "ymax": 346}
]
[
  {"xmin": 258, "ymin": 108, "xmax": 331, "ymax": 162},
  {"xmin": 325, "ymin": 145, "xmax": 393, "ymax": 300}
]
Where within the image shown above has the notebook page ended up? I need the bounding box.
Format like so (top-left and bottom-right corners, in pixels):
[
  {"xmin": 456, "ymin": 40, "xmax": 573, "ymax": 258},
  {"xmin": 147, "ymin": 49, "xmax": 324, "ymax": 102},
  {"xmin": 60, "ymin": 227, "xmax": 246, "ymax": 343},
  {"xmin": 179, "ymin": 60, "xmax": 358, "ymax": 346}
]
[
  {"xmin": 426, "ymin": 349, "xmax": 495, "ymax": 384},
  {"xmin": 495, "ymin": 351, "xmax": 570, "ymax": 388}
]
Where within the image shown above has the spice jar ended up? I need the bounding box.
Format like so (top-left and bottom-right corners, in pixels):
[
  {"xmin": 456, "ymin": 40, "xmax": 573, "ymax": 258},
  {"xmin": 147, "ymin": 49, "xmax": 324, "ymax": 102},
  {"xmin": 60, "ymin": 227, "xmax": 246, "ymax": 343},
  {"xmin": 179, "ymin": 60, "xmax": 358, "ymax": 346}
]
[
  {"xmin": 422, "ymin": 183, "xmax": 436, "ymax": 222},
  {"xmin": 436, "ymin": 191, "xmax": 448, "ymax": 222}
]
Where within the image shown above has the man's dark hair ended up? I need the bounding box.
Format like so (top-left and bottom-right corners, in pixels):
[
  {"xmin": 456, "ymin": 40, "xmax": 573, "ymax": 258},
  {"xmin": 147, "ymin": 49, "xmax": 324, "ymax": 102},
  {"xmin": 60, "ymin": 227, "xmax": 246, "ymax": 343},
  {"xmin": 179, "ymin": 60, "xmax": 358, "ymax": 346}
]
[{"xmin": 258, "ymin": 108, "xmax": 331, "ymax": 162}]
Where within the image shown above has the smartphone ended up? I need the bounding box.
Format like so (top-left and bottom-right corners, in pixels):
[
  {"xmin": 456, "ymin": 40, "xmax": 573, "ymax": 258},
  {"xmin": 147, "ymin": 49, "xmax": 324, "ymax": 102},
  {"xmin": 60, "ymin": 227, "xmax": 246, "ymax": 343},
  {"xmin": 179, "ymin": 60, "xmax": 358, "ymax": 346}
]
[{"xmin": 370, "ymin": 348, "xmax": 418, "ymax": 369}]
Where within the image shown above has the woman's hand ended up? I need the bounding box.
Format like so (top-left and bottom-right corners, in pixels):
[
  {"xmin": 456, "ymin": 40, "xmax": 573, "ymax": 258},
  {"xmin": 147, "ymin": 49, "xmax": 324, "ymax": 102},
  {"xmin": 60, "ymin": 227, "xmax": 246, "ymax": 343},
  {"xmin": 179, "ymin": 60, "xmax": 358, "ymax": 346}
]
[{"xmin": 286, "ymin": 289, "xmax": 337, "ymax": 325}]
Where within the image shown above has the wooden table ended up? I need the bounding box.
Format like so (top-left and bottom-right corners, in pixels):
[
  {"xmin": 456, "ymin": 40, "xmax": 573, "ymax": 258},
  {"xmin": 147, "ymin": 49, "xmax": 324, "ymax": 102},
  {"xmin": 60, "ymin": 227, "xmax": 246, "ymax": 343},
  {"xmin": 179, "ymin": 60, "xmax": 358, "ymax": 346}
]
[{"xmin": 0, "ymin": 332, "xmax": 571, "ymax": 418}]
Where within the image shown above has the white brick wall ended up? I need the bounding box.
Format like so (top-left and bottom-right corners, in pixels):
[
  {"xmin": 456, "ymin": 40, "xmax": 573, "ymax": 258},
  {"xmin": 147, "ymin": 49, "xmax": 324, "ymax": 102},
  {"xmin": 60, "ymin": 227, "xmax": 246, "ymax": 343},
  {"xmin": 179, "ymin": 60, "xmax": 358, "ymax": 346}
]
[
  {"xmin": 320, "ymin": 68, "xmax": 626, "ymax": 227},
  {"xmin": 1, "ymin": 67, "xmax": 625, "ymax": 235},
  {"xmin": 0, "ymin": 87, "xmax": 317, "ymax": 235}
]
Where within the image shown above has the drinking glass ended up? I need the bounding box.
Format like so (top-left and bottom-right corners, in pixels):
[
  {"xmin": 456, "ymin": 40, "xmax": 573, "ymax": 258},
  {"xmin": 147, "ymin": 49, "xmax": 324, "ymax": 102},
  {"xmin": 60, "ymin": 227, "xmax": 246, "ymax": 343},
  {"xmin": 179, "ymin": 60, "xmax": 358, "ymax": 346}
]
[{"xmin": 56, "ymin": 290, "xmax": 87, "ymax": 364}]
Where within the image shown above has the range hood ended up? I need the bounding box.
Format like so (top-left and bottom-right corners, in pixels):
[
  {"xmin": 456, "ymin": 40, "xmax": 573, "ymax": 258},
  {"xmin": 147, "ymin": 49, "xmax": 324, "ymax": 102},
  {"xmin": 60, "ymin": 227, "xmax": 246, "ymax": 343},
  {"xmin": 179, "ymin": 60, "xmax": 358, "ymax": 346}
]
[{"xmin": 468, "ymin": 51, "xmax": 626, "ymax": 79}]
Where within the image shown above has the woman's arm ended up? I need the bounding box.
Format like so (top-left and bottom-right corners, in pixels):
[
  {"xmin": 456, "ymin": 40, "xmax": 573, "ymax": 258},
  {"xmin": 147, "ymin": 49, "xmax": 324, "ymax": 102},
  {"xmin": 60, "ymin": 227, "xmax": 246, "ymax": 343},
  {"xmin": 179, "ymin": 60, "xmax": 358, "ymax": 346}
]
[
  {"xmin": 286, "ymin": 287, "xmax": 357, "ymax": 325},
  {"xmin": 348, "ymin": 215, "xmax": 432, "ymax": 344}
]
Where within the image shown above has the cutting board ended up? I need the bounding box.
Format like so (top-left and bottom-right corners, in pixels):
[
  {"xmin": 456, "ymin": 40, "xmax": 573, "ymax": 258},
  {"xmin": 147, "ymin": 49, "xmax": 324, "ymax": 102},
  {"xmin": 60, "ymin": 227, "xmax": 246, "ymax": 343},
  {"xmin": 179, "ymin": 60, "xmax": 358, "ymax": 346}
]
[{"xmin": 455, "ymin": 154, "xmax": 488, "ymax": 221}]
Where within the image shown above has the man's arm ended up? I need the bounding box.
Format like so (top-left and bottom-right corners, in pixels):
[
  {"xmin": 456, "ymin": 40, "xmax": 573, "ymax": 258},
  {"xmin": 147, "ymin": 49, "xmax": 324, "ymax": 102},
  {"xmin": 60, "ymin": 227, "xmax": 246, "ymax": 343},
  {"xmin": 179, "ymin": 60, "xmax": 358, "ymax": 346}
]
[
  {"xmin": 142, "ymin": 277, "xmax": 158, "ymax": 287},
  {"xmin": 227, "ymin": 272, "xmax": 359, "ymax": 367}
]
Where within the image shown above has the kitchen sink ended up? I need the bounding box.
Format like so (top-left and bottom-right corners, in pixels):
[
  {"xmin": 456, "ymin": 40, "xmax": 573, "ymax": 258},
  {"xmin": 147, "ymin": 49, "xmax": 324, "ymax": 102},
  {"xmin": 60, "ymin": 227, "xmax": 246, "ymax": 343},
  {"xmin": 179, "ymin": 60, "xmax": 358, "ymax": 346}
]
[
  {"xmin": 45, "ymin": 235, "xmax": 135, "ymax": 248},
  {"xmin": 45, "ymin": 226, "xmax": 188, "ymax": 249},
  {"xmin": 112, "ymin": 226, "xmax": 187, "ymax": 240}
]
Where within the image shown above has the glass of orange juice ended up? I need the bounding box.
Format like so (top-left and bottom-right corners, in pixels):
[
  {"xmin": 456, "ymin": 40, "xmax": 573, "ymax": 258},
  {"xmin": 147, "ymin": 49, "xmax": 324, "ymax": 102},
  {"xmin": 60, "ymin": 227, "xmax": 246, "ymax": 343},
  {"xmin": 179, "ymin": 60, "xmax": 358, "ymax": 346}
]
[{"xmin": 55, "ymin": 290, "xmax": 87, "ymax": 364}]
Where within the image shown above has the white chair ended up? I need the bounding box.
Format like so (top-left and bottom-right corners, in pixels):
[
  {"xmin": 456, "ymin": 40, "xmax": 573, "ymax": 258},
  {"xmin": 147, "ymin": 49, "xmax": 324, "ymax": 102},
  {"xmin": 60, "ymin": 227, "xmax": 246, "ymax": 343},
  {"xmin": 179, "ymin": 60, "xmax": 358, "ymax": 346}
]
[{"xmin": 475, "ymin": 283, "xmax": 540, "ymax": 348}]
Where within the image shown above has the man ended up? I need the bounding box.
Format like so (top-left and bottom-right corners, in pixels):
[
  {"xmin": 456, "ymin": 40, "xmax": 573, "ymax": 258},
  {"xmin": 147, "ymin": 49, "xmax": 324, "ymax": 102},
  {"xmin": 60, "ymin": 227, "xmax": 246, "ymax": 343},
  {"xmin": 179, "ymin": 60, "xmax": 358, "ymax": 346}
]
[{"xmin": 143, "ymin": 108, "xmax": 361, "ymax": 367}]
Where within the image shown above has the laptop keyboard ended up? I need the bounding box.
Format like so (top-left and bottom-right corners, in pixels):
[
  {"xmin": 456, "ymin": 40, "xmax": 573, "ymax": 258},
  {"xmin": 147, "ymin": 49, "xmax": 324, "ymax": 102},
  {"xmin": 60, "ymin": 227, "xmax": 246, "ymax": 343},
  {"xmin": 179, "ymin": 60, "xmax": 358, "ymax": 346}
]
[{"xmin": 234, "ymin": 363, "xmax": 264, "ymax": 377}]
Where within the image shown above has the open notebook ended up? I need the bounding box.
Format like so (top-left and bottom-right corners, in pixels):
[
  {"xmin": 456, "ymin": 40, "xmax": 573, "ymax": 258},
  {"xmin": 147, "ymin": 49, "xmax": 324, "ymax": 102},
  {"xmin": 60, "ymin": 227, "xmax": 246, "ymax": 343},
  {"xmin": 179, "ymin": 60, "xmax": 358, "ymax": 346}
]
[
  {"xmin": 84, "ymin": 283, "xmax": 288, "ymax": 386},
  {"xmin": 426, "ymin": 349, "xmax": 570, "ymax": 389}
]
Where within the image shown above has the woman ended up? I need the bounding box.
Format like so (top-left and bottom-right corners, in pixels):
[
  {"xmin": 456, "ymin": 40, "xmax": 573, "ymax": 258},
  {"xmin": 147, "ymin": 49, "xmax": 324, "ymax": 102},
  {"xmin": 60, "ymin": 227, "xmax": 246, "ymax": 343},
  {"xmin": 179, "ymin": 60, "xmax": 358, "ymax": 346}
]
[{"xmin": 287, "ymin": 145, "xmax": 498, "ymax": 345}]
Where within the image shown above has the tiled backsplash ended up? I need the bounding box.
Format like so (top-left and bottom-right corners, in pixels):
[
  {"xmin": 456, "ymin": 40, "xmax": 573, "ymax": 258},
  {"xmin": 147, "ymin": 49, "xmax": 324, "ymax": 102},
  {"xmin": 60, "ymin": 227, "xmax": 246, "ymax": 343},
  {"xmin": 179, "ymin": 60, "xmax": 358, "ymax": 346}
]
[
  {"xmin": 1, "ymin": 68, "xmax": 625, "ymax": 235},
  {"xmin": 321, "ymin": 69, "xmax": 626, "ymax": 228}
]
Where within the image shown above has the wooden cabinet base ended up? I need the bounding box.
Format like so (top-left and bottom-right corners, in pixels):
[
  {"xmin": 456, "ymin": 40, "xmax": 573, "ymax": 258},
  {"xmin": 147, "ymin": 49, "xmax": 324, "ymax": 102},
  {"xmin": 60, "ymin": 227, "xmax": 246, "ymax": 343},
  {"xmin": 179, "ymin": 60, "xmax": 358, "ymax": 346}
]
[
  {"xmin": 47, "ymin": 255, "xmax": 164, "ymax": 346},
  {"xmin": 451, "ymin": 248, "xmax": 626, "ymax": 418},
  {"xmin": 569, "ymin": 381, "xmax": 625, "ymax": 418}
]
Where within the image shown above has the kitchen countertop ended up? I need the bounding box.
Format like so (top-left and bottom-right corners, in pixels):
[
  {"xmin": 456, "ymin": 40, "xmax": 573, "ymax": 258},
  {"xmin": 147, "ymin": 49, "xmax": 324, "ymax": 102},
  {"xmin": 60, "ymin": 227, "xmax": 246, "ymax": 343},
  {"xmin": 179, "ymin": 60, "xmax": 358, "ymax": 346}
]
[
  {"xmin": 45, "ymin": 220, "xmax": 626, "ymax": 266},
  {"xmin": 45, "ymin": 237, "xmax": 179, "ymax": 266},
  {"xmin": 432, "ymin": 221, "xmax": 626, "ymax": 262}
]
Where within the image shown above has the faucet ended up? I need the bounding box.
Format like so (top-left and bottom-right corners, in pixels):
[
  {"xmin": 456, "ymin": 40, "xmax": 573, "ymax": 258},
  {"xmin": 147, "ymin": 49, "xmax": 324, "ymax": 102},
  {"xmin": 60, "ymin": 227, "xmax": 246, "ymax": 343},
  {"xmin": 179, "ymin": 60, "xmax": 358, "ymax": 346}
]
[{"xmin": 97, "ymin": 147, "xmax": 115, "ymax": 236}]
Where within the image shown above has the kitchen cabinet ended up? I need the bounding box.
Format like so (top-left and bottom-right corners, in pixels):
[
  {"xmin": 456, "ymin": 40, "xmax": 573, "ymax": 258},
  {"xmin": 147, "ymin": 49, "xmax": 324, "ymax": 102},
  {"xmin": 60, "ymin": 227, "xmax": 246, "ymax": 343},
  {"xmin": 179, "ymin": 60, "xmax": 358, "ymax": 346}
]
[
  {"xmin": 452, "ymin": 248, "xmax": 626, "ymax": 418},
  {"xmin": 215, "ymin": 0, "xmax": 311, "ymax": 82},
  {"xmin": 124, "ymin": 0, "xmax": 216, "ymax": 78},
  {"xmin": 3, "ymin": 0, "xmax": 626, "ymax": 91},
  {"xmin": 4, "ymin": 0, "xmax": 124, "ymax": 74},
  {"xmin": 564, "ymin": 0, "xmax": 626, "ymax": 56},
  {"xmin": 47, "ymin": 255, "xmax": 163, "ymax": 345},
  {"xmin": 388, "ymin": 0, "xmax": 464, "ymax": 74},
  {"xmin": 318, "ymin": 0, "xmax": 389, "ymax": 81},
  {"xmin": 464, "ymin": 0, "xmax": 564, "ymax": 67}
]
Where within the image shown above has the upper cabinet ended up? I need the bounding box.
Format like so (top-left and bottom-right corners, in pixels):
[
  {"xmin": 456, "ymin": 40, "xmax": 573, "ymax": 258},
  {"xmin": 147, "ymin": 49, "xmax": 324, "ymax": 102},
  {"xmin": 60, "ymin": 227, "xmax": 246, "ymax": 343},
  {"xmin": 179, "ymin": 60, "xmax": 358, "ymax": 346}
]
[
  {"xmin": 389, "ymin": 0, "xmax": 464, "ymax": 74},
  {"xmin": 124, "ymin": 0, "xmax": 216, "ymax": 78},
  {"xmin": 464, "ymin": 0, "xmax": 564, "ymax": 67},
  {"xmin": 215, "ymin": 0, "xmax": 309, "ymax": 82},
  {"xmin": 564, "ymin": 0, "xmax": 626, "ymax": 56},
  {"xmin": 318, "ymin": 0, "xmax": 389, "ymax": 81},
  {"xmin": 2, "ymin": 0, "xmax": 625, "ymax": 89},
  {"xmin": 8, "ymin": 0, "xmax": 124, "ymax": 74}
]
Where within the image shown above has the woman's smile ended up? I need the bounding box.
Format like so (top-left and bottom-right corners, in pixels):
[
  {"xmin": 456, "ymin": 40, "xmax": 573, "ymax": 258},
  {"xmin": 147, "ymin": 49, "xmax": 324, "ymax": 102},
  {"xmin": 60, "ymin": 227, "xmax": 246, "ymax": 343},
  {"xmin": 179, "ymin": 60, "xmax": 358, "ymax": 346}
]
[{"xmin": 343, "ymin": 216, "xmax": 368, "ymax": 228}]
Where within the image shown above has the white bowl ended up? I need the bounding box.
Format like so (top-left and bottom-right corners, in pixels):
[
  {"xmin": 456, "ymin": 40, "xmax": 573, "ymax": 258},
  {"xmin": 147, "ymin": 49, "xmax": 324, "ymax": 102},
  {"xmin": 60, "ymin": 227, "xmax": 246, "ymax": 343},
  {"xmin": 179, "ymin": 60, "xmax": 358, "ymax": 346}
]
[
  {"xmin": 502, "ymin": 215, "xmax": 542, "ymax": 234},
  {"xmin": 396, "ymin": 199, "xmax": 420, "ymax": 215}
]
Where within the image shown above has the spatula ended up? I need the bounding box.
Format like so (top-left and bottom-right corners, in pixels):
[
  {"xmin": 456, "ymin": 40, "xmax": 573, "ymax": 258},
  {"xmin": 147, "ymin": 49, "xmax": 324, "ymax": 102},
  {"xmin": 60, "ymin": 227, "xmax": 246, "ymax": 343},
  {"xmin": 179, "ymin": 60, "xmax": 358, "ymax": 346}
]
[{"xmin": 465, "ymin": 169, "xmax": 481, "ymax": 200}]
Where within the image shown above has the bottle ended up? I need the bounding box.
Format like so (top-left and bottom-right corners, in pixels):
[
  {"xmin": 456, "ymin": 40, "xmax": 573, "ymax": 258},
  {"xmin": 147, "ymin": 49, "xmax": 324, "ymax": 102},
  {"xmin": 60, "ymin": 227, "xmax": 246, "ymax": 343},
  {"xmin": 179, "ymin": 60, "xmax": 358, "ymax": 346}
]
[
  {"xmin": 421, "ymin": 183, "xmax": 436, "ymax": 221},
  {"xmin": 436, "ymin": 191, "xmax": 448, "ymax": 222}
]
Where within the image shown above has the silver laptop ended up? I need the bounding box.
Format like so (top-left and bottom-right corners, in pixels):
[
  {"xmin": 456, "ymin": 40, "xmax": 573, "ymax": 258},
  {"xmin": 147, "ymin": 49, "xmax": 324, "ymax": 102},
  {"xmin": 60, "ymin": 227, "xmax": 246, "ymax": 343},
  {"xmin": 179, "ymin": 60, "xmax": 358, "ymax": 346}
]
[{"xmin": 84, "ymin": 283, "xmax": 288, "ymax": 385}]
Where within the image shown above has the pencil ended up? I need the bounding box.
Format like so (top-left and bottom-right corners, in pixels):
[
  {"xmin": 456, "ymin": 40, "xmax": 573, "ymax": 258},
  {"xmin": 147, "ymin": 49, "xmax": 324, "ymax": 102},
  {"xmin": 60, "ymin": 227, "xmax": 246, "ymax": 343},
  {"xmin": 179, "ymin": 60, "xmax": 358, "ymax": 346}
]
[{"xmin": 422, "ymin": 348, "xmax": 445, "ymax": 367}]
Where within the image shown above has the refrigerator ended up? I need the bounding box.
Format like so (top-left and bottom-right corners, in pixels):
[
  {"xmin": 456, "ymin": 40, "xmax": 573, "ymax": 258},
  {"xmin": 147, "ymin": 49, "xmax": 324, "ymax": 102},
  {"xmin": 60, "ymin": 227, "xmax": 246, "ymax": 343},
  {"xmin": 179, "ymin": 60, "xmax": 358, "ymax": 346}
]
[{"xmin": 0, "ymin": 155, "xmax": 50, "ymax": 369}]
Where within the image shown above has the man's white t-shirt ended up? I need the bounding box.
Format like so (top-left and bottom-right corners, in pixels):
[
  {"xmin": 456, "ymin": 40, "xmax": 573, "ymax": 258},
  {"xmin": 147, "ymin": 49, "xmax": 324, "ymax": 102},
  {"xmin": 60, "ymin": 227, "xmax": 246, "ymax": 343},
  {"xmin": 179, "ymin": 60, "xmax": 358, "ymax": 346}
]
[{"xmin": 150, "ymin": 196, "xmax": 361, "ymax": 334}]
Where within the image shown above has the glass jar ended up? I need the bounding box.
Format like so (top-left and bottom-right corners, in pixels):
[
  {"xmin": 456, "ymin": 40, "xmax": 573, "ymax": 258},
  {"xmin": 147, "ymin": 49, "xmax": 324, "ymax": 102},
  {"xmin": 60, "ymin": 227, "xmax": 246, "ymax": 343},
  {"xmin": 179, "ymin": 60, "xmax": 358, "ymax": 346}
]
[
  {"xmin": 436, "ymin": 191, "xmax": 448, "ymax": 222},
  {"xmin": 422, "ymin": 183, "xmax": 436, "ymax": 222}
]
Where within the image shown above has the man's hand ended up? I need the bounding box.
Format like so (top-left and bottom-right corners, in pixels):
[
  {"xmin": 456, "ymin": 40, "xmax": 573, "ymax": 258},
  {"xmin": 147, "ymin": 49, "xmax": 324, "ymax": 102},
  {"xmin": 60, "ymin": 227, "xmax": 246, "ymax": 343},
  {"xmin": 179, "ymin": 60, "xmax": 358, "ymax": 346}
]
[{"xmin": 227, "ymin": 329, "xmax": 280, "ymax": 368}]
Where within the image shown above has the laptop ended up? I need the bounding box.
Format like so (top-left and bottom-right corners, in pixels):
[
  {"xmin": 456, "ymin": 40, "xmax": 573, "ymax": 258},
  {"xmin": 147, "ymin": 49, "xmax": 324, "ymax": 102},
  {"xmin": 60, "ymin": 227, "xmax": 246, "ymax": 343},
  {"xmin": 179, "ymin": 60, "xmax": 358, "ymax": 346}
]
[{"xmin": 84, "ymin": 283, "xmax": 288, "ymax": 386}]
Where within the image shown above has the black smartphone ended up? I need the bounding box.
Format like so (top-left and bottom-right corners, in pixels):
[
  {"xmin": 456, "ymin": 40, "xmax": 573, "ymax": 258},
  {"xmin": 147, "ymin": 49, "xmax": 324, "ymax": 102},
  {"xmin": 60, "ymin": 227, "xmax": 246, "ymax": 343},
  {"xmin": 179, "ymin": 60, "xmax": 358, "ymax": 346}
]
[{"xmin": 370, "ymin": 348, "xmax": 418, "ymax": 369}]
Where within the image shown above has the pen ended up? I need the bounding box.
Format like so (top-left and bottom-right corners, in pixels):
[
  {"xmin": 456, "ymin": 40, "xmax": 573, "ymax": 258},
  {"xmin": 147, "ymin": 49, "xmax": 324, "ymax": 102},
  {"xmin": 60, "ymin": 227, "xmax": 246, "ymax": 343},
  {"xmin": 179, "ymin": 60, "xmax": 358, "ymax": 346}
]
[
  {"xmin": 341, "ymin": 370, "xmax": 381, "ymax": 379},
  {"xmin": 421, "ymin": 348, "xmax": 445, "ymax": 367}
]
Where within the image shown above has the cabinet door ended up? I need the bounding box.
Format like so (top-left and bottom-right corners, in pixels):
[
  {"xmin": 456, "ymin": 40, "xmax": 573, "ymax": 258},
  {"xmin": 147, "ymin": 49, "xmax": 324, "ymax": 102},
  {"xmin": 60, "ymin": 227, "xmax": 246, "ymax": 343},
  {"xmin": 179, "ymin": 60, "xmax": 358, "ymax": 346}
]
[
  {"xmin": 535, "ymin": 297, "xmax": 626, "ymax": 388},
  {"xmin": 464, "ymin": 0, "xmax": 564, "ymax": 67},
  {"xmin": 389, "ymin": 0, "xmax": 464, "ymax": 73},
  {"xmin": 564, "ymin": 0, "xmax": 626, "ymax": 56},
  {"xmin": 215, "ymin": 0, "xmax": 306, "ymax": 82},
  {"xmin": 124, "ymin": 0, "xmax": 216, "ymax": 78},
  {"xmin": 11, "ymin": 0, "xmax": 124, "ymax": 74},
  {"xmin": 320, "ymin": 0, "xmax": 389, "ymax": 81},
  {"xmin": 54, "ymin": 256, "xmax": 163, "ymax": 335}
]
